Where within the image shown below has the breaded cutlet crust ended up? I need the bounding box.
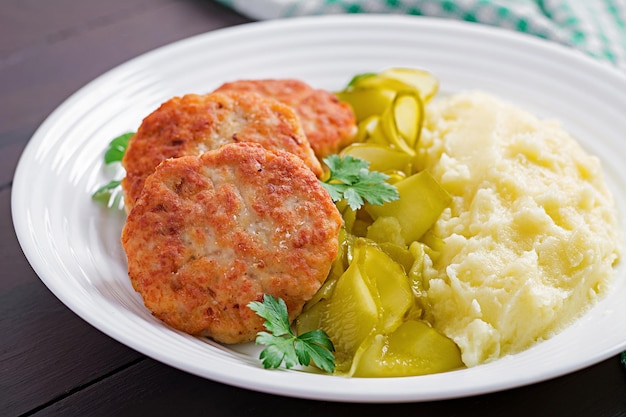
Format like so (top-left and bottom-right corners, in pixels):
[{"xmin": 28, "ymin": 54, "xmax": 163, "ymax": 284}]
[
  {"xmin": 121, "ymin": 142, "xmax": 342, "ymax": 344},
  {"xmin": 215, "ymin": 79, "xmax": 357, "ymax": 158},
  {"xmin": 121, "ymin": 91, "xmax": 322, "ymax": 212}
]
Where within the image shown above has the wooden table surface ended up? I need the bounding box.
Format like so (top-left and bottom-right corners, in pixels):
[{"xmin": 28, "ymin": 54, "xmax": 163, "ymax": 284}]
[{"xmin": 1, "ymin": 1, "xmax": 625, "ymax": 416}]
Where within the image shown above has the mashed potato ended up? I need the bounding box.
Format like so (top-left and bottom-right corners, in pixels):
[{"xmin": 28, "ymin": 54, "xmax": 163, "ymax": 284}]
[{"xmin": 417, "ymin": 92, "xmax": 622, "ymax": 367}]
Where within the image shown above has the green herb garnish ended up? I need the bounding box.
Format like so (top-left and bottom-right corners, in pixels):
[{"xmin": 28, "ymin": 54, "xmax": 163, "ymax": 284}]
[
  {"xmin": 248, "ymin": 294, "xmax": 335, "ymax": 373},
  {"xmin": 92, "ymin": 132, "xmax": 133, "ymax": 202},
  {"xmin": 320, "ymin": 154, "xmax": 399, "ymax": 210},
  {"xmin": 104, "ymin": 132, "xmax": 133, "ymax": 164},
  {"xmin": 92, "ymin": 180, "xmax": 122, "ymax": 202}
]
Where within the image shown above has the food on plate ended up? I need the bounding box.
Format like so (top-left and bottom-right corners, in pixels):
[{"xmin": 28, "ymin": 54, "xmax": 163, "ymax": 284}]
[
  {"xmin": 297, "ymin": 237, "xmax": 465, "ymax": 376},
  {"xmin": 121, "ymin": 91, "xmax": 322, "ymax": 212},
  {"xmin": 296, "ymin": 69, "xmax": 621, "ymax": 376},
  {"xmin": 336, "ymin": 67, "xmax": 438, "ymax": 156},
  {"xmin": 416, "ymin": 91, "xmax": 622, "ymax": 366},
  {"xmin": 215, "ymin": 78, "xmax": 357, "ymax": 158},
  {"xmin": 121, "ymin": 142, "xmax": 342, "ymax": 344},
  {"xmin": 105, "ymin": 67, "xmax": 620, "ymax": 376},
  {"xmin": 319, "ymin": 153, "xmax": 399, "ymax": 211}
]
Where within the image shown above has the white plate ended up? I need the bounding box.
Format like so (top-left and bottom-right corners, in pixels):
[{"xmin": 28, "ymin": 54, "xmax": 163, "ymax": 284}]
[{"xmin": 12, "ymin": 15, "xmax": 626, "ymax": 403}]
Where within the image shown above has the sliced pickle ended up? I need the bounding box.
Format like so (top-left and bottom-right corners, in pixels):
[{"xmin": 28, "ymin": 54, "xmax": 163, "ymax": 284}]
[
  {"xmin": 366, "ymin": 216, "xmax": 405, "ymax": 246},
  {"xmin": 366, "ymin": 170, "xmax": 452, "ymax": 244},
  {"xmin": 374, "ymin": 90, "xmax": 424, "ymax": 156},
  {"xmin": 336, "ymin": 88, "xmax": 396, "ymax": 121},
  {"xmin": 408, "ymin": 241, "xmax": 427, "ymax": 297},
  {"xmin": 296, "ymin": 249, "xmax": 379, "ymax": 372},
  {"xmin": 366, "ymin": 119, "xmax": 392, "ymax": 147},
  {"xmin": 350, "ymin": 320, "xmax": 463, "ymax": 377},
  {"xmin": 359, "ymin": 244, "xmax": 413, "ymax": 333},
  {"xmin": 380, "ymin": 67, "xmax": 439, "ymax": 102},
  {"xmin": 354, "ymin": 115, "xmax": 380, "ymax": 143},
  {"xmin": 349, "ymin": 74, "xmax": 415, "ymax": 93},
  {"xmin": 351, "ymin": 219, "xmax": 370, "ymax": 237},
  {"xmin": 379, "ymin": 100, "xmax": 415, "ymax": 156},
  {"xmin": 393, "ymin": 92, "xmax": 423, "ymax": 149},
  {"xmin": 377, "ymin": 242, "xmax": 415, "ymax": 273},
  {"xmin": 296, "ymin": 299, "xmax": 328, "ymax": 333},
  {"xmin": 340, "ymin": 143, "xmax": 413, "ymax": 174},
  {"xmin": 383, "ymin": 170, "xmax": 408, "ymax": 184},
  {"xmin": 338, "ymin": 68, "xmax": 433, "ymax": 154}
]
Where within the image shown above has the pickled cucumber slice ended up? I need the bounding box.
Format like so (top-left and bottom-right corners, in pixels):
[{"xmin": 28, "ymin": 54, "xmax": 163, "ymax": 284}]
[
  {"xmin": 393, "ymin": 92, "xmax": 423, "ymax": 149},
  {"xmin": 379, "ymin": 67, "xmax": 439, "ymax": 102},
  {"xmin": 366, "ymin": 216, "xmax": 405, "ymax": 246},
  {"xmin": 366, "ymin": 170, "xmax": 451, "ymax": 244},
  {"xmin": 377, "ymin": 242, "xmax": 415, "ymax": 273},
  {"xmin": 377, "ymin": 91, "xmax": 423, "ymax": 156},
  {"xmin": 350, "ymin": 74, "xmax": 415, "ymax": 94},
  {"xmin": 338, "ymin": 67, "xmax": 434, "ymax": 156},
  {"xmin": 359, "ymin": 244, "xmax": 413, "ymax": 333},
  {"xmin": 340, "ymin": 143, "xmax": 412, "ymax": 174},
  {"xmin": 296, "ymin": 252, "xmax": 379, "ymax": 372},
  {"xmin": 336, "ymin": 88, "xmax": 395, "ymax": 121},
  {"xmin": 350, "ymin": 320, "xmax": 463, "ymax": 377},
  {"xmin": 353, "ymin": 115, "xmax": 380, "ymax": 143}
]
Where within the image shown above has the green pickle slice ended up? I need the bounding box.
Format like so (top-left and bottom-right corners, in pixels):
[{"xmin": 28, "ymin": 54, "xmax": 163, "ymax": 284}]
[
  {"xmin": 379, "ymin": 67, "xmax": 439, "ymax": 102},
  {"xmin": 296, "ymin": 249, "xmax": 379, "ymax": 372},
  {"xmin": 366, "ymin": 170, "xmax": 452, "ymax": 245},
  {"xmin": 393, "ymin": 92, "xmax": 423, "ymax": 149},
  {"xmin": 359, "ymin": 243, "xmax": 413, "ymax": 333},
  {"xmin": 336, "ymin": 88, "xmax": 396, "ymax": 121},
  {"xmin": 353, "ymin": 115, "xmax": 380, "ymax": 143},
  {"xmin": 337, "ymin": 67, "xmax": 437, "ymax": 157},
  {"xmin": 340, "ymin": 143, "xmax": 413, "ymax": 175},
  {"xmin": 350, "ymin": 320, "xmax": 463, "ymax": 377}
]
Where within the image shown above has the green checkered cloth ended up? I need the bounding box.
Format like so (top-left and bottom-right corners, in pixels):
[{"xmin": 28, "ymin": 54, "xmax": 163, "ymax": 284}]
[{"xmin": 215, "ymin": 0, "xmax": 626, "ymax": 70}]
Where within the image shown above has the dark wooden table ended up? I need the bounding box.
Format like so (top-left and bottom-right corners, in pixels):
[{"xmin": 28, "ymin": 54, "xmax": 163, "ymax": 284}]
[{"xmin": 1, "ymin": 1, "xmax": 625, "ymax": 416}]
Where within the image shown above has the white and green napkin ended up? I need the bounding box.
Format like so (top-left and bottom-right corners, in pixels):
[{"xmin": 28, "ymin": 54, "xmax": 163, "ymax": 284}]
[{"xmin": 215, "ymin": 0, "xmax": 626, "ymax": 70}]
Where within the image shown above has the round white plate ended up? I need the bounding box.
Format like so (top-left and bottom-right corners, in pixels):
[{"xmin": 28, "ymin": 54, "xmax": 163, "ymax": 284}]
[{"xmin": 12, "ymin": 14, "xmax": 626, "ymax": 403}]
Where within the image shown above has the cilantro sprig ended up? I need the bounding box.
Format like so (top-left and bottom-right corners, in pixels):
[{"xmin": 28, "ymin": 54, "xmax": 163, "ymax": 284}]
[
  {"xmin": 248, "ymin": 294, "xmax": 335, "ymax": 373},
  {"xmin": 92, "ymin": 132, "xmax": 133, "ymax": 202},
  {"xmin": 320, "ymin": 154, "xmax": 399, "ymax": 210}
]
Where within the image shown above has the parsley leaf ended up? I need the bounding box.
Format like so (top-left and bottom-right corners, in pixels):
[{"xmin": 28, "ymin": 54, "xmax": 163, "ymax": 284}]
[
  {"xmin": 248, "ymin": 294, "xmax": 335, "ymax": 373},
  {"xmin": 104, "ymin": 132, "xmax": 133, "ymax": 164},
  {"xmin": 92, "ymin": 132, "xmax": 134, "ymax": 202},
  {"xmin": 320, "ymin": 154, "xmax": 399, "ymax": 210},
  {"xmin": 92, "ymin": 180, "xmax": 122, "ymax": 202}
]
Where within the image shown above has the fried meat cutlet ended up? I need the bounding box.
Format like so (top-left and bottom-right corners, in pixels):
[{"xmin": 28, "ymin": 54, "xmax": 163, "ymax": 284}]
[
  {"xmin": 121, "ymin": 91, "xmax": 322, "ymax": 212},
  {"xmin": 121, "ymin": 142, "xmax": 342, "ymax": 344},
  {"xmin": 215, "ymin": 78, "xmax": 357, "ymax": 158}
]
